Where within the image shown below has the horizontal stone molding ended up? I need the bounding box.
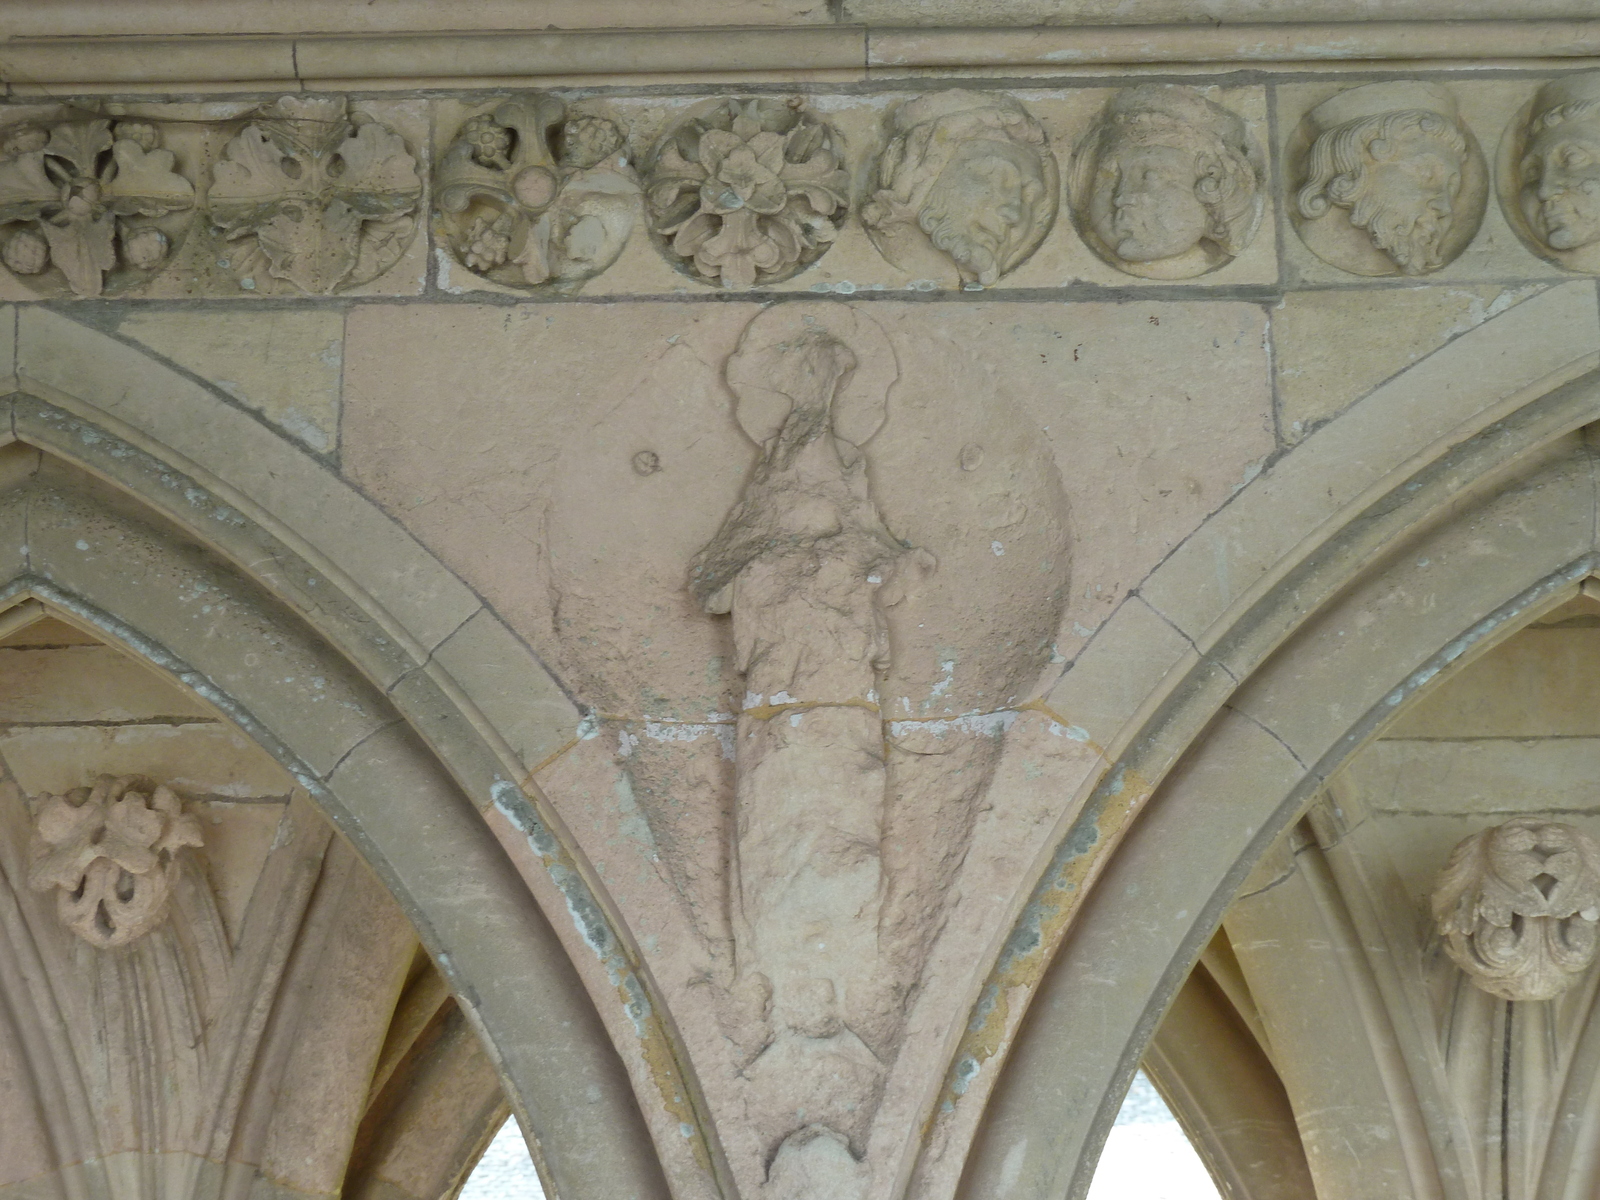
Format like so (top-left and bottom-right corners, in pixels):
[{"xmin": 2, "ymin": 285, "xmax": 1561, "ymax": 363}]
[
  {"xmin": 4, "ymin": 76, "xmax": 1600, "ymax": 298},
  {"xmin": 18, "ymin": 1, "xmax": 1600, "ymax": 39},
  {"xmin": 3, "ymin": 21, "xmax": 1600, "ymax": 90}
]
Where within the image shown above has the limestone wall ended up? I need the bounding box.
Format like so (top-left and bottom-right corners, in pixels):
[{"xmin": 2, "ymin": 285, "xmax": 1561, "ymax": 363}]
[{"xmin": 1, "ymin": 13, "xmax": 1600, "ymax": 1200}]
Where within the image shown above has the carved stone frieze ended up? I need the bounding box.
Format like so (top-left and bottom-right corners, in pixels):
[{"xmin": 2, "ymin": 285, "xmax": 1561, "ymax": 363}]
[
  {"xmin": 1432, "ymin": 818, "xmax": 1600, "ymax": 1001},
  {"xmin": 862, "ymin": 90, "xmax": 1058, "ymax": 288},
  {"xmin": 644, "ymin": 97, "xmax": 848, "ymax": 289},
  {"xmin": 436, "ymin": 94, "xmax": 636, "ymax": 291},
  {"xmin": 1501, "ymin": 72, "xmax": 1600, "ymax": 273},
  {"xmin": 1293, "ymin": 81, "xmax": 1486, "ymax": 277},
  {"xmin": 1069, "ymin": 84, "xmax": 1263, "ymax": 279},
  {"xmin": 0, "ymin": 112, "xmax": 194, "ymax": 298},
  {"xmin": 207, "ymin": 95, "xmax": 423, "ymax": 295},
  {"xmin": 26, "ymin": 774, "xmax": 203, "ymax": 948},
  {"xmin": 691, "ymin": 305, "xmax": 933, "ymax": 1197}
]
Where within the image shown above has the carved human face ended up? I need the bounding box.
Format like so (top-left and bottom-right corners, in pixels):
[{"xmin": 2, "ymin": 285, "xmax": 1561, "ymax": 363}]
[
  {"xmin": 1348, "ymin": 125, "xmax": 1464, "ymax": 273},
  {"xmin": 1089, "ymin": 141, "xmax": 1208, "ymax": 263},
  {"xmin": 921, "ymin": 145, "xmax": 1043, "ymax": 286},
  {"xmin": 1521, "ymin": 121, "xmax": 1600, "ymax": 251}
]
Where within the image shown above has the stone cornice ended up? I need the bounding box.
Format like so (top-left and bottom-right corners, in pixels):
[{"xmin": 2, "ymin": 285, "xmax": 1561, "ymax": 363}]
[{"xmin": 3, "ymin": 20, "xmax": 1600, "ymax": 92}]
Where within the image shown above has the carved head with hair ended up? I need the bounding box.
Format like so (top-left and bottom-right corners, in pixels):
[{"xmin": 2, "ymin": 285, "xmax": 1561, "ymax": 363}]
[
  {"xmin": 1297, "ymin": 83, "xmax": 1468, "ymax": 276},
  {"xmin": 1076, "ymin": 85, "xmax": 1261, "ymax": 275},
  {"xmin": 1519, "ymin": 74, "xmax": 1600, "ymax": 254},
  {"xmin": 863, "ymin": 90, "xmax": 1058, "ymax": 287}
]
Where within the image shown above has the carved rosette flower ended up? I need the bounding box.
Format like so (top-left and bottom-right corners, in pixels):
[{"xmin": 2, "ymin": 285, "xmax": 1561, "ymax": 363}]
[
  {"xmin": 435, "ymin": 95, "xmax": 637, "ymax": 292},
  {"xmin": 0, "ymin": 114, "xmax": 194, "ymax": 297},
  {"xmin": 1432, "ymin": 818, "xmax": 1600, "ymax": 1001},
  {"xmin": 207, "ymin": 96, "xmax": 422, "ymax": 295},
  {"xmin": 645, "ymin": 98, "xmax": 848, "ymax": 289},
  {"xmin": 863, "ymin": 90, "xmax": 1059, "ymax": 288},
  {"xmin": 27, "ymin": 775, "xmax": 203, "ymax": 949}
]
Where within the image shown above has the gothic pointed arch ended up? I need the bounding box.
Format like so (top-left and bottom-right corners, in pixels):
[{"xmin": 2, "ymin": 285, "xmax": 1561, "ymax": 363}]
[
  {"xmin": 922, "ymin": 280, "xmax": 1600, "ymax": 1199},
  {"xmin": 0, "ymin": 307, "xmax": 721, "ymax": 1200}
]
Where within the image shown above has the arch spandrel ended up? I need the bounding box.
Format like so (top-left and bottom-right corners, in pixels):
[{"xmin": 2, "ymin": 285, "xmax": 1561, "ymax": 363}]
[
  {"xmin": 930, "ymin": 283, "xmax": 1600, "ymax": 1200},
  {"xmin": 0, "ymin": 329, "xmax": 714, "ymax": 1200}
]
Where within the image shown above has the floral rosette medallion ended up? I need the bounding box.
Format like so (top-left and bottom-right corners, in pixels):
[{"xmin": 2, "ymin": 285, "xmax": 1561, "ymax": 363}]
[
  {"xmin": 435, "ymin": 95, "xmax": 638, "ymax": 292},
  {"xmin": 0, "ymin": 114, "xmax": 194, "ymax": 298},
  {"xmin": 644, "ymin": 97, "xmax": 849, "ymax": 289}
]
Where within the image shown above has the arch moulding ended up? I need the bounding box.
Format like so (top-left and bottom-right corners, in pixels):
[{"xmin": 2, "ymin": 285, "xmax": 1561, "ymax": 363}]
[
  {"xmin": 0, "ymin": 307, "xmax": 725, "ymax": 1200},
  {"xmin": 926, "ymin": 279, "xmax": 1600, "ymax": 1200}
]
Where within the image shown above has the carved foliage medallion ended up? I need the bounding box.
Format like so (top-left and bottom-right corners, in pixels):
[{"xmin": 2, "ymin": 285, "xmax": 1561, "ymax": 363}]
[
  {"xmin": 436, "ymin": 95, "xmax": 637, "ymax": 291},
  {"xmin": 1432, "ymin": 818, "xmax": 1600, "ymax": 1001},
  {"xmin": 863, "ymin": 90, "xmax": 1059, "ymax": 288},
  {"xmin": 27, "ymin": 774, "xmax": 203, "ymax": 949},
  {"xmin": 0, "ymin": 114, "xmax": 194, "ymax": 298},
  {"xmin": 207, "ymin": 95, "xmax": 423, "ymax": 295},
  {"xmin": 645, "ymin": 97, "xmax": 848, "ymax": 289}
]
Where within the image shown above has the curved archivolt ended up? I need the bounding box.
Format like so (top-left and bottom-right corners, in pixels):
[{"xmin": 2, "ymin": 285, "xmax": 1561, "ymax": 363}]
[
  {"xmin": 0, "ymin": 337, "xmax": 711, "ymax": 1200},
  {"xmin": 942, "ymin": 279, "xmax": 1600, "ymax": 1199}
]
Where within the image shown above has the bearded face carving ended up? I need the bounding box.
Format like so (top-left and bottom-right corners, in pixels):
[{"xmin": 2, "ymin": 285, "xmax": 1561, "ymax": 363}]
[
  {"xmin": 1293, "ymin": 82, "xmax": 1486, "ymax": 277},
  {"xmin": 862, "ymin": 90, "xmax": 1059, "ymax": 288},
  {"xmin": 1070, "ymin": 84, "xmax": 1263, "ymax": 279}
]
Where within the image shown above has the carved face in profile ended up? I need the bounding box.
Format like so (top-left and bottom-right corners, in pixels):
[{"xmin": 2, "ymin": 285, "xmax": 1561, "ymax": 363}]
[
  {"xmin": 1072, "ymin": 86, "xmax": 1262, "ymax": 279},
  {"xmin": 1520, "ymin": 107, "xmax": 1600, "ymax": 252},
  {"xmin": 863, "ymin": 90, "xmax": 1059, "ymax": 288},
  {"xmin": 1299, "ymin": 110, "xmax": 1467, "ymax": 275}
]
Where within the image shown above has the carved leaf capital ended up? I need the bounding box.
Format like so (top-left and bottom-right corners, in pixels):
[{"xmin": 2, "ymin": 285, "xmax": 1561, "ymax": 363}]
[
  {"xmin": 1432, "ymin": 818, "xmax": 1600, "ymax": 1001},
  {"xmin": 28, "ymin": 775, "xmax": 203, "ymax": 949}
]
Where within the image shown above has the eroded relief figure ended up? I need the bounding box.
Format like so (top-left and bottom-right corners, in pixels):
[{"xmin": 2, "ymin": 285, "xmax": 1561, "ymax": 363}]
[
  {"xmin": 691, "ymin": 306, "xmax": 933, "ymax": 1199},
  {"xmin": 1506, "ymin": 73, "xmax": 1600, "ymax": 272},
  {"xmin": 1294, "ymin": 81, "xmax": 1485, "ymax": 277},
  {"xmin": 862, "ymin": 90, "xmax": 1058, "ymax": 288},
  {"xmin": 1070, "ymin": 84, "xmax": 1262, "ymax": 279}
]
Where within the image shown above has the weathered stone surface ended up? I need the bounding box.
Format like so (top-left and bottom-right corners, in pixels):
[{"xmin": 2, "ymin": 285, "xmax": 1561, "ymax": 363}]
[
  {"xmin": 117, "ymin": 309, "xmax": 344, "ymax": 452},
  {"xmin": 1271, "ymin": 283, "xmax": 1545, "ymax": 443}
]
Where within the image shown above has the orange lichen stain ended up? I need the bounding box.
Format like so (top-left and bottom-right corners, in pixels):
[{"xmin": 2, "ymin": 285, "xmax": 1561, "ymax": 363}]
[
  {"xmin": 737, "ymin": 696, "xmax": 881, "ymax": 721},
  {"xmin": 488, "ymin": 780, "xmax": 721, "ymax": 1186},
  {"xmin": 919, "ymin": 745, "xmax": 1153, "ymax": 1157},
  {"xmin": 633, "ymin": 992, "xmax": 718, "ymax": 1178}
]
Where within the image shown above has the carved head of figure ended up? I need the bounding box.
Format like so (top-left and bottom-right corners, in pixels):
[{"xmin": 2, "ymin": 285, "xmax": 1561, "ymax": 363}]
[
  {"xmin": 1519, "ymin": 74, "xmax": 1600, "ymax": 255},
  {"xmin": 1073, "ymin": 85, "xmax": 1262, "ymax": 278},
  {"xmin": 1296, "ymin": 82, "xmax": 1472, "ymax": 276},
  {"xmin": 863, "ymin": 90, "xmax": 1059, "ymax": 288}
]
